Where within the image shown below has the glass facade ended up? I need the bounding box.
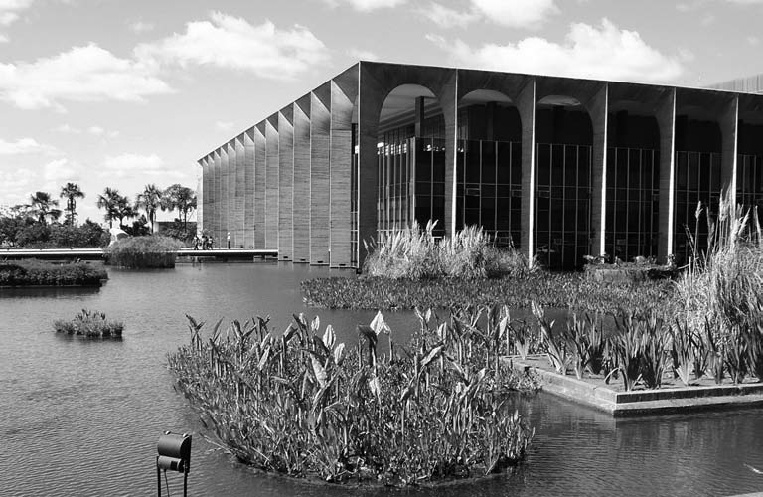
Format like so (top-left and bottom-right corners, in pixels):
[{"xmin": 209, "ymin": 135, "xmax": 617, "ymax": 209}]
[
  {"xmin": 605, "ymin": 147, "xmax": 660, "ymax": 261},
  {"xmin": 376, "ymin": 136, "xmax": 446, "ymax": 239},
  {"xmin": 456, "ymin": 139, "xmax": 522, "ymax": 246},
  {"xmin": 673, "ymin": 151, "xmax": 722, "ymax": 262},
  {"xmin": 535, "ymin": 143, "xmax": 592, "ymax": 269},
  {"xmin": 738, "ymin": 154, "xmax": 763, "ymax": 212}
]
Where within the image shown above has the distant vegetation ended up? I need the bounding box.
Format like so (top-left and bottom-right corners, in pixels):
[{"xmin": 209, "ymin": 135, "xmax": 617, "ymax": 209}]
[
  {"xmin": 0, "ymin": 259, "xmax": 106, "ymax": 287},
  {"xmin": 105, "ymin": 236, "xmax": 182, "ymax": 268},
  {"xmin": 0, "ymin": 181, "xmax": 197, "ymax": 249},
  {"xmin": 54, "ymin": 309, "xmax": 123, "ymax": 338},
  {"xmin": 169, "ymin": 308, "xmax": 537, "ymax": 486}
]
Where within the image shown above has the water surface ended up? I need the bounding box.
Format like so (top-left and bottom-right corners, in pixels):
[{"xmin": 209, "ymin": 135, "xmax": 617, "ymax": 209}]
[{"xmin": 1, "ymin": 262, "xmax": 761, "ymax": 496}]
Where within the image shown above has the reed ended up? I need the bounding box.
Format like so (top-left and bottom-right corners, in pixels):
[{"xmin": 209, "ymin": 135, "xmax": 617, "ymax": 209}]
[
  {"xmin": 363, "ymin": 221, "xmax": 532, "ymax": 280},
  {"xmin": 105, "ymin": 235, "xmax": 182, "ymax": 268},
  {"xmin": 168, "ymin": 307, "xmax": 537, "ymax": 485},
  {"xmin": 53, "ymin": 309, "xmax": 124, "ymax": 338}
]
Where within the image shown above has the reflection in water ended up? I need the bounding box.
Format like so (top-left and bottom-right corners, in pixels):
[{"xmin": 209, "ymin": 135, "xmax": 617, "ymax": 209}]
[{"xmin": 0, "ymin": 262, "xmax": 761, "ymax": 496}]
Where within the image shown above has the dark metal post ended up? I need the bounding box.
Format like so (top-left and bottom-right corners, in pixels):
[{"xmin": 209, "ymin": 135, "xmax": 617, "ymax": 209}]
[{"xmin": 156, "ymin": 456, "xmax": 161, "ymax": 497}]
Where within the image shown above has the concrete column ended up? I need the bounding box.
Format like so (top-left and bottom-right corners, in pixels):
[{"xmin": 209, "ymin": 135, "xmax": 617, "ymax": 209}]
[
  {"xmin": 720, "ymin": 95, "xmax": 739, "ymax": 206},
  {"xmin": 243, "ymin": 128, "xmax": 255, "ymax": 248},
  {"xmin": 221, "ymin": 144, "xmax": 230, "ymax": 245},
  {"xmin": 657, "ymin": 88, "xmax": 677, "ymax": 263},
  {"xmin": 586, "ymin": 84, "xmax": 609, "ymax": 257},
  {"xmin": 200, "ymin": 157, "xmax": 209, "ymax": 236},
  {"xmin": 234, "ymin": 135, "xmax": 245, "ymax": 247},
  {"xmin": 213, "ymin": 148, "xmax": 222, "ymax": 244},
  {"xmin": 442, "ymin": 71, "xmax": 458, "ymax": 237},
  {"xmin": 330, "ymin": 80, "xmax": 355, "ymax": 267},
  {"xmin": 414, "ymin": 96, "xmax": 425, "ymax": 137},
  {"xmin": 517, "ymin": 79, "xmax": 537, "ymax": 262},
  {"xmin": 278, "ymin": 108, "xmax": 294, "ymax": 260},
  {"xmin": 357, "ymin": 73, "xmax": 383, "ymax": 266},
  {"xmin": 265, "ymin": 115, "xmax": 279, "ymax": 250},
  {"xmin": 311, "ymin": 84, "xmax": 331, "ymax": 265},
  {"xmin": 293, "ymin": 96, "xmax": 311, "ymax": 263},
  {"xmin": 253, "ymin": 123, "xmax": 266, "ymax": 249}
]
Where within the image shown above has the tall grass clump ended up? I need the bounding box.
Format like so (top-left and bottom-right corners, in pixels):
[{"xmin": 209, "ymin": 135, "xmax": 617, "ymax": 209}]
[
  {"xmin": 674, "ymin": 193, "xmax": 763, "ymax": 372},
  {"xmin": 363, "ymin": 220, "xmax": 532, "ymax": 279},
  {"xmin": 168, "ymin": 306, "xmax": 536, "ymax": 486},
  {"xmin": 105, "ymin": 235, "xmax": 182, "ymax": 268},
  {"xmin": 54, "ymin": 309, "xmax": 124, "ymax": 338}
]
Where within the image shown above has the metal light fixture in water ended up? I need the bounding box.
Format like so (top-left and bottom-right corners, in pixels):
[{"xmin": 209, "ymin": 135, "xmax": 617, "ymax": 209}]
[{"xmin": 156, "ymin": 431, "xmax": 192, "ymax": 497}]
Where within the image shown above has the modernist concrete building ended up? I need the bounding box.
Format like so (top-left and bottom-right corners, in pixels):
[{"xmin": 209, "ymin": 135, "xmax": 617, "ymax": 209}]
[{"xmin": 197, "ymin": 62, "xmax": 763, "ymax": 269}]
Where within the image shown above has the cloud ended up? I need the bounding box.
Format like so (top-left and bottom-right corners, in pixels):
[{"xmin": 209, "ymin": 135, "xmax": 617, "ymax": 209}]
[
  {"xmin": 427, "ymin": 18, "xmax": 684, "ymax": 83},
  {"xmin": 320, "ymin": 0, "xmax": 407, "ymax": 11},
  {"xmin": 470, "ymin": 0, "xmax": 557, "ymax": 28},
  {"xmin": 43, "ymin": 157, "xmax": 80, "ymax": 184},
  {"xmin": 135, "ymin": 12, "xmax": 329, "ymax": 81},
  {"xmin": 101, "ymin": 153, "xmax": 166, "ymax": 178},
  {"xmin": 0, "ymin": 0, "xmax": 33, "ymax": 26},
  {"xmin": 748, "ymin": 35, "xmax": 760, "ymax": 45},
  {"xmin": 0, "ymin": 137, "xmax": 56, "ymax": 155},
  {"xmin": 215, "ymin": 120, "xmax": 234, "ymax": 131},
  {"xmin": 0, "ymin": 44, "xmax": 172, "ymax": 110},
  {"xmin": 346, "ymin": 47, "xmax": 380, "ymax": 61},
  {"xmin": 129, "ymin": 20, "xmax": 155, "ymax": 34},
  {"xmin": 417, "ymin": 2, "xmax": 478, "ymax": 28},
  {"xmin": 420, "ymin": 0, "xmax": 556, "ymax": 29}
]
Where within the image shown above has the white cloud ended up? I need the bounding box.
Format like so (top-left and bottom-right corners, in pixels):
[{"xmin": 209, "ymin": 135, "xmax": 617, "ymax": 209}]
[
  {"xmin": 43, "ymin": 157, "xmax": 80, "ymax": 184},
  {"xmin": 346, "ymin": 47, "xmax": 380, "ymax": 61},
  {"xmin": 748, "ymin": 35, "xmax": 760, "ymax": 45},
  {"xmin": 321, "ymin": 0, "xmax": 407, "ymax": 11},
  {"xmin": 101, "ymin": 153, "xmax": 182, "ymax": 180},
  {"xmin": 726, "ymin": 0, "xmax": 763, "ymax": 3},
  {"xmin": 427, "ymin": 18, "xmax": 684, "ymax": 83},
  {"xmin": 0, "ymin": 137, "xmax": 56, "ymax": 155},
  {"xmin": 417, "ymin": 2, "xmax": 478, "ymax": 28},
  {"xmin": 215, "ymin": 120, "xmax": 234, "ymax": 131},
  {"xmin": 470, "ymin": 0, "xmax": 557, "ymax": 28},
  {"xmin": 135, "ymin": 12, "xmax": 329, "ymax": 81},
  {"xmin": 0, "ymin": 0, "xmax": 32, "ymax": 26},
  {"xmin": 129, "ymin": 20, "xmax": 155, "ymax": 34},
  {"xmin": 0, "ymin": 44, "xmax": 172, "ymax": 110}
]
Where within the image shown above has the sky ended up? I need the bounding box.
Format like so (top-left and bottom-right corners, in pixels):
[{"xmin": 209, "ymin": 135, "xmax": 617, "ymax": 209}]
[{"xmin": 1, "ymin": 0, "xmax": 763, "ymax": 224}]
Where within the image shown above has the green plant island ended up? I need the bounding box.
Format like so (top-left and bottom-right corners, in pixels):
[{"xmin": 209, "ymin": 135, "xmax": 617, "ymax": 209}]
[
  {"xmin": 105, "ymin": 235, "xmax": 182, "ymax": 268},
  {"xmin": 169, "ymin": 308, "xmax": 538, "ymax": 486},
  {"xmin": 54, "ymin": 309, "xmax": 124, "ymax": 338},
  {"xmin": 0, "ymin": 259, "xmax": 107, "ymax": 287}
]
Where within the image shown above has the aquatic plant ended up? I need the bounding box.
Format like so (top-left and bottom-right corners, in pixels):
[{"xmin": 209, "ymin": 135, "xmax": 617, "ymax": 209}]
[
  {"xmin": 168, "ymin": 307, "xmax": 537, "ymax": 486},
  {"xmin": 363, "ymin": 221, "xmax": 533, "ymax": 280},
  {"xmin": 105, "ymin": 235, "xmax": 182, "ymax": 268},
  {"xmin": 53, "ymin": 309, "xmax": 123, "ymax": 338},
  {"xmin": 0, "ymin": 259, "xmax": 106, "ymax": 287}
]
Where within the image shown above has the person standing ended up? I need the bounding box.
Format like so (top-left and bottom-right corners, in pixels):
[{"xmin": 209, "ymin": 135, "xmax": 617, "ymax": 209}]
[{"xmin": 227, "ymin": 232, "xmax": 231, "ymax": 249}]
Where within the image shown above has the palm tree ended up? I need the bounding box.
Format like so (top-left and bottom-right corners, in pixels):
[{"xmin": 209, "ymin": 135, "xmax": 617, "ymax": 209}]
[
  {"xmin": 162, "ymin": 184, "xmax": 197, "ymax": 230},
  {"xmin": 135, "ymin": 184, "xmax": 163, "ymax": 233},
  {"xmin": 96, "ymin": 187, "xmax": 121, "ymax": 228},
  {"xmin": 29, "ymin": 191, "xmax": 61, "ymax": 225},
  {"xmin": 60, "ymin": 182, "xmax": 84, "ymax": 226}
]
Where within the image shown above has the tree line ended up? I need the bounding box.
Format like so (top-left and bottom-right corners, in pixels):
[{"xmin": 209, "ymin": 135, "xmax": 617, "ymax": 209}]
[{"xmin": 0, "ymin": 182, "xmax": 197, "ymax": 248}]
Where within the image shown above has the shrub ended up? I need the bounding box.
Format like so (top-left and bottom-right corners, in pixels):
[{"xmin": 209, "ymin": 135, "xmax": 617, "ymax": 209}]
[
  {"xmin": 0, "ymin": 259, "xmax": 106, "ymax": 286},
  {"xmin": 105, "ymin": 235, "xmax": 182, "ymax": 268},
  {"xmin": 53, "ymin": 309, "xmax": 124, "ymax": 338},
  {"xmin": 168, "ymin": 307, "xmax": 537, "ymax": 485}
]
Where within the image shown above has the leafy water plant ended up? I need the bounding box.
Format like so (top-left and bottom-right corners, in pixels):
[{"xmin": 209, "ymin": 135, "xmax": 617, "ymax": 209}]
[
  {"xmin": 168, "ymin": 307, "xmax": 537, "ymax": 486},
  {"xmin": 53, "ymin": 309, "xmax": 124, "ymax": 338},
  {"xmin": 105, "ymin": 235, "xmax": 182, "ymax": 268}
]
